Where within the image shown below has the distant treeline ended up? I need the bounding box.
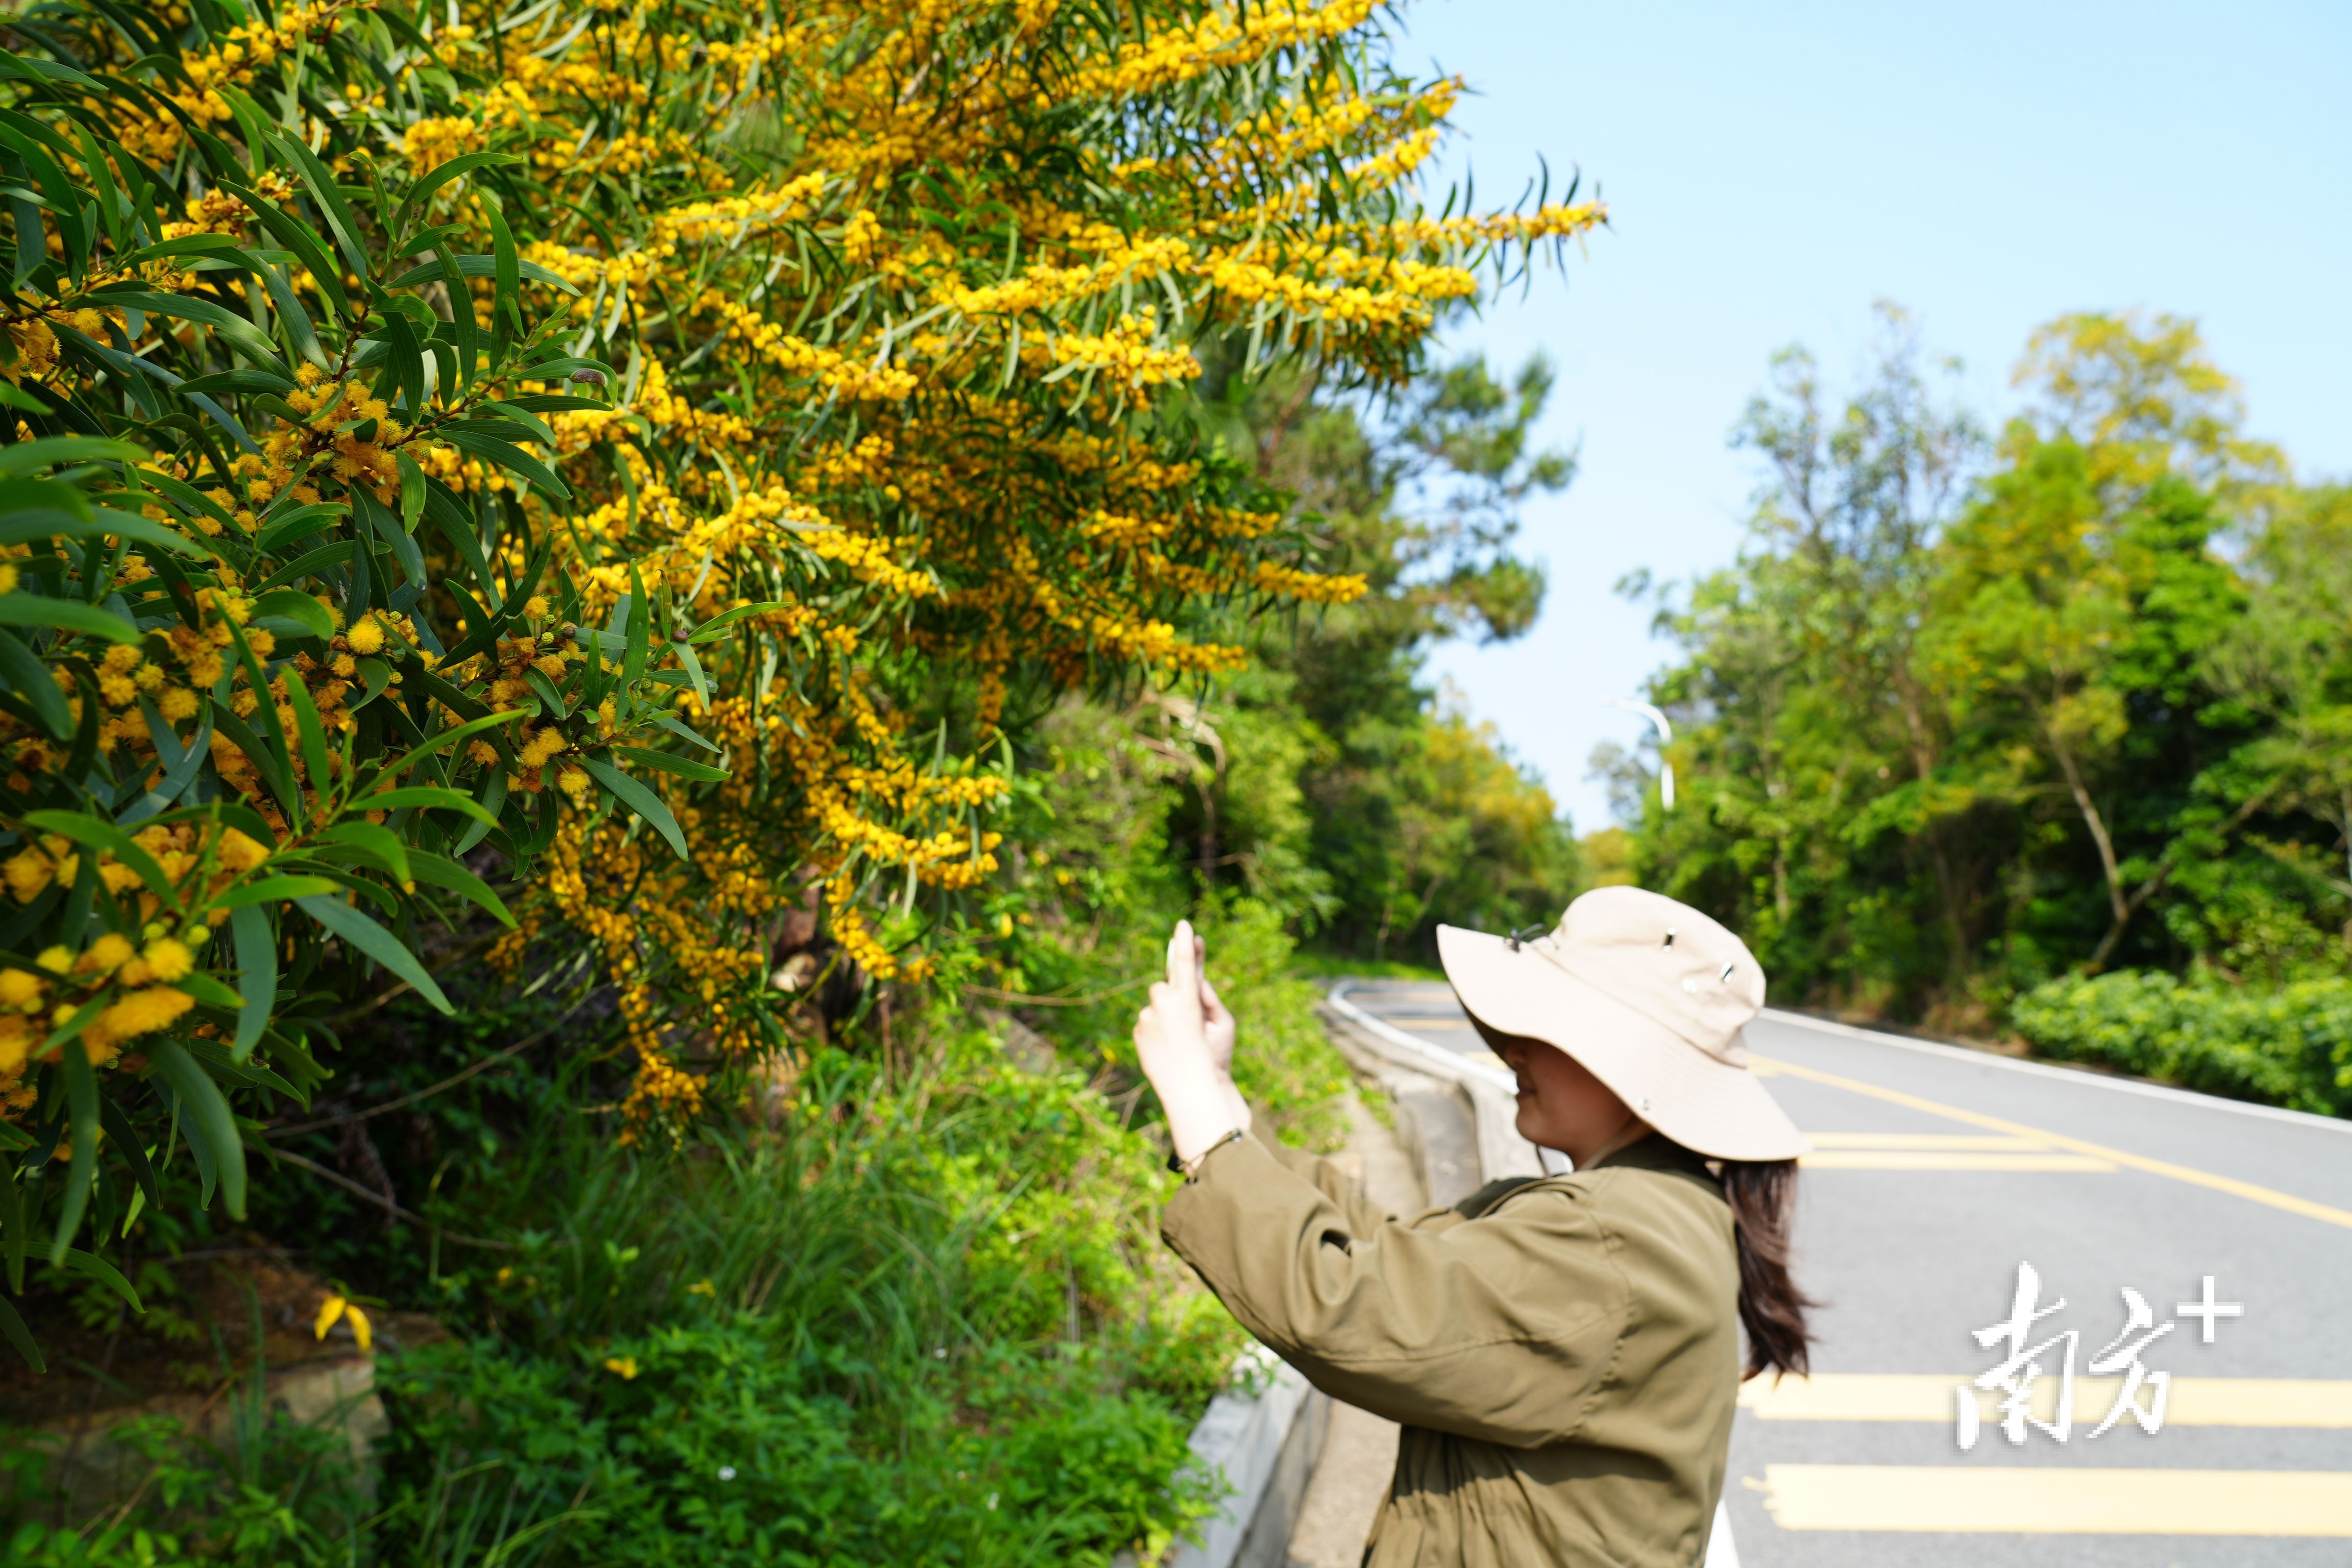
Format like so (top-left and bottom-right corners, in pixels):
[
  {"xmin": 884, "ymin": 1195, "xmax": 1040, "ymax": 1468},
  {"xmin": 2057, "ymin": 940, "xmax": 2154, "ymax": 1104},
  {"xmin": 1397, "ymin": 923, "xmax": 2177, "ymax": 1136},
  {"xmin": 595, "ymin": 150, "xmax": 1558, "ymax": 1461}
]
[{"xmin": 1610, "ymin": 307, "xmax": 2350, "ymax": 1111}]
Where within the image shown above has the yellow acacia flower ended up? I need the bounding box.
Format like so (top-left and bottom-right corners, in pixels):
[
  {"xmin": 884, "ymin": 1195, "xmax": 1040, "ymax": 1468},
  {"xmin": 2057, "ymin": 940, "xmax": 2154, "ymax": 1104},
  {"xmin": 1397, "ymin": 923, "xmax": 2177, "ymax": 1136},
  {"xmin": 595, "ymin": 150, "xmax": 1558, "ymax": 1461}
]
[
  {"xmin": 139, "ymin": 939, "xmax": 194, "ymax": 984},
  {"xmin": 314, "ymin": 1294, "xmax": 374, "ymax": 1352}
]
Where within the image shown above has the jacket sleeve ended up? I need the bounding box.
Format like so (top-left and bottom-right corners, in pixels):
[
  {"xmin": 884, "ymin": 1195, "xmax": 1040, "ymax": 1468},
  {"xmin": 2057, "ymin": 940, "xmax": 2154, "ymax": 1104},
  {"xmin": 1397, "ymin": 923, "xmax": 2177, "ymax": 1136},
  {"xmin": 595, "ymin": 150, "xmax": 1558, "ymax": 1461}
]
[
  {"xmin": 1162, "ymin": 1133, "xmax": 1628, "ymax": 1448},
  {"xmin": 1253, "ymin": 1131, "xmax": 1402, "ymax": 1236}
]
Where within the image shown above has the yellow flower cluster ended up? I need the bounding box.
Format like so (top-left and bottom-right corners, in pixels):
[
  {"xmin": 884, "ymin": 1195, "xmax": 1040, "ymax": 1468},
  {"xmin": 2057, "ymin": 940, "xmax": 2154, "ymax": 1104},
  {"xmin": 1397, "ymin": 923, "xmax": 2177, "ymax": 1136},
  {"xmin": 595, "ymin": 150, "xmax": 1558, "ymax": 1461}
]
[
  {"xmin": 1048, "ymin": 313, "xmax": 1202, "ymax": 388},
  {"xmin": 0, "ymin": 0, "xmax": 1586, "ymax": 1148},
  {"xmin": 1071, "ymin": 0, "xmax": 1378, "ymax": 98}
]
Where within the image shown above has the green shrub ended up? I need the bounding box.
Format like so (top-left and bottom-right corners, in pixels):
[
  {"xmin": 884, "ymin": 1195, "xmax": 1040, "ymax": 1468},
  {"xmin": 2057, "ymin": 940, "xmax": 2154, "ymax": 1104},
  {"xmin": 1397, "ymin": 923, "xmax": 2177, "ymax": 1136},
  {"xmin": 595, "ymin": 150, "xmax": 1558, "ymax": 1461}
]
[
  {"xmin": 0, "ymin": 1019, "xmax": 1244, "ymax": 1565},
  {"xmin": 373, "ymin": 1320, "xmax": 1213, "ymax": 1567},
  {"xmin": 2011, "ymin": 971, "xmax": 2352, "ymax": 1116}
]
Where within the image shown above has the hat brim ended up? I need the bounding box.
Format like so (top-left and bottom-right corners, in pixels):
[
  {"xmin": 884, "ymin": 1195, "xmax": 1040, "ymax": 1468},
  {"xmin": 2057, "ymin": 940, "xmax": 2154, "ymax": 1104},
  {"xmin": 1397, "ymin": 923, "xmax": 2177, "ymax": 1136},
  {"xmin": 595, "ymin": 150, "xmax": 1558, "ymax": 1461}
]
[{"xmin": 1436, "ymin": 924, "xmax": 1810, "ymax": 1163}]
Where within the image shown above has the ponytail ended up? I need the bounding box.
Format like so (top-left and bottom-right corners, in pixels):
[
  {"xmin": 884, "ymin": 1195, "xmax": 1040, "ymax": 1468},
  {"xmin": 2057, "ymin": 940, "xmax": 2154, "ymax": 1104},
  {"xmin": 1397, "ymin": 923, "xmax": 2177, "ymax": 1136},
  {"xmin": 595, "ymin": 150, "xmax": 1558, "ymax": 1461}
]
[{"xmin": 1720, "ymin": 1159, "xmax": 1816, "ymax": 1379}]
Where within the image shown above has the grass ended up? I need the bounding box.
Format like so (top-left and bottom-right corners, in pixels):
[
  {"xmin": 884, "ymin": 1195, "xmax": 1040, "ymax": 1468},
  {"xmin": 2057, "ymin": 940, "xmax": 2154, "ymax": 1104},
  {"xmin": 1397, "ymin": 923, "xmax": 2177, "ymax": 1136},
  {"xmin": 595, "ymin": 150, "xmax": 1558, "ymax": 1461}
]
[{"xmin": 0, "ymin": 1018, "xmax": 1249, "ymax": 1566}]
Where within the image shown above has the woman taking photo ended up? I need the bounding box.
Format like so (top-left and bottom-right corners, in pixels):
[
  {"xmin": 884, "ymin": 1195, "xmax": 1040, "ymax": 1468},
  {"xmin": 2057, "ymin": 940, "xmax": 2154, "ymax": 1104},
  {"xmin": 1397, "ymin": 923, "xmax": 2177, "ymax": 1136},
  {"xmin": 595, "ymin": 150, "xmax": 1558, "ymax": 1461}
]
[{"xmin": 1134, "ymin": 886, "xmax": 1814, "ymax": 1568}]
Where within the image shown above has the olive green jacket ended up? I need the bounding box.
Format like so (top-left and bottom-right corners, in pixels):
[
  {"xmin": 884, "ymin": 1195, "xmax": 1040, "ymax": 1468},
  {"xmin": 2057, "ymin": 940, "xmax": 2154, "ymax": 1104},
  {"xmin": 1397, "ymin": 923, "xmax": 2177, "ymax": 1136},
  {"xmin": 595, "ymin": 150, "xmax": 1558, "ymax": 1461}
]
[{"xmin": 1161, "ymin": 1129, "xmax": 1738, "ymax": 1568}]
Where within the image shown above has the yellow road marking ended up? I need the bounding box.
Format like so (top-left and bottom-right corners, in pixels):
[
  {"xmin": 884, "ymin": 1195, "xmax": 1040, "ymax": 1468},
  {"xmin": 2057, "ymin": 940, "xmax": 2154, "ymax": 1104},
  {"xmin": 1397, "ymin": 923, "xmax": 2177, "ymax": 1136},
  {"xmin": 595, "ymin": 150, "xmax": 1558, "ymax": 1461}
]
[
  {"xmin": 1804, "ymin": 1133, "xmax": 2046, "ymax": 1149},
  {"xmin": 1757, "ymin": 1465, "xmax": 2352, "ymax": 1534},
  {"xmin": 1754, "ymin": 1053, "xmax": 2352, "ymax": 1231},
  {"xmin": 1799, "ymin": 1150, "xmax": 2116, "ymax": 1171},
  {"xmin": 1740, "ymin": 1373, "xmax": 2352, "ymax": 1427}
]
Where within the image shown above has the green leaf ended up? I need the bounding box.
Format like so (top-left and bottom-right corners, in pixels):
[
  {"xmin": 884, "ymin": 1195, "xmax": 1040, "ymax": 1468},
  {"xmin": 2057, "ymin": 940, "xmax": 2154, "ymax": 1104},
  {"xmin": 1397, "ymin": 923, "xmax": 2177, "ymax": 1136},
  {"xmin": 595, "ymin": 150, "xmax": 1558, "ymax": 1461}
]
[
  {"xmin": 209, "ymin": 707, "xmax": 300, "ymax": 824},
  {"xmin": 254, "ymin": 504, "xmax": 350, "ymax": 554},
  {"xmin": 251, "ymin": 589, "xmax": 334, "ymax": 642},
  {"xmin": 0, "ymin": 435, "xmax": 141, "ymax": 478},
  {"xmin": 57, "ymin": 1247, "xmax": 142, "ymax": 1314},
  {"xmin": 85, "ymin": 508, "xmax": 212, "ymax": 559},
  {"xmin": 52, "ymin": 1037, "xmax": 98, "ymax": 1262},
  {"xmin": 0, "ymin": 1292, "xmax": 44, "ymax": 1373},
  {"xmin": 405, "ymin": 850, "xmax": 514, "ymax": 927},
  {"xmin": 581, "ymin": 756, "xmax": 690, "ymax": 861},
  {"xmin": 223, "ymin": 622, "xmax": 300, "ymax": 824},
  {"xmin": 673, "ymin": 638, "xmax": 709, "ymax": 711},
  {"xmin": 479, "ymin": 400, "xmax": 558, "ymax": 447},
  {"xmin": 97, "ymin": 1094, "xmax": 159, "ymax": 1227},
  {"xmin": 117, "ymin": 234, "xmax": 268, "ymax": 272},
  {"xmin": 393, "ymin": 151, "xmax": 524, "ymax": 236},
  {"xmin": 224, "ymin": 179, "xmax": 350, "ymax": 320},
  {"xmin": 384, "ymin": 251, "xmax": 578, "ymax": 295},
  {"xmin": 352, "ymin": 655, "xmax": 391, "ymax": 709},
  {"xmin": 211, "ymin": 875, "xmax": 339, "ymax": 911},
  {"xmin": 488, "ymin": 204, "xmax": 522, "ymax": 345},
  {"xmin": 616, "ymin": 745, "xmax": 730, "ymax": 782},
  {"xmin": 82, "ymin": 288, "xmax": 285, "ymax": 371},
  {"xmin": 320, "ymin": 821, "xmax": 411, "ymax": 886},
  {"xmin": 22, "ymin": 810, "xmax": 180, "ymax": 910},
  {"xmin": 623, "ymin": 566, "xmax": 650, "ymax": 696},
  {"xmin": 149, "ymin": 1041, "xmax": 246, "ymax": 1218},
  {"xmin": 0, "ymin": 593, "xmax": 138, "ymax": 644},
  {"xmin": 0, "ymin": 627, "xmax": 70, "ymax": 739},
  {"xmin": 0, "ymin": 1152, "xmax": 20, "ymax": 1289},
  {"xmin": 645, "ymin": 708, "xmax": 722, "ymax": 753},
  {"xmin": 295, "ymin": 894, "xmax": 452, "ymax": 1014},
  {"xmin": 452, "ymin": 768, "xmax": 507, "ymax": 856},
  {"xmin": 397, "ymin": 452, "xmax": 426, "ymax": 528},
  {"xmin": 252, "ymin": 540, "xmax": 358, "ymax": 593},
  {"xmin": 522, "ymin": 664, "xmax": 567, "ymax": 717},
  {"xmin": 229, "ymin": 903, "xmax": 274, "ymax": 1059},
  {"xmin": 436, "ymin": 428, "xmax": 572, "ymax": 501},
  {"xmin": 378, "ymin": 707, "xmax": 528, "ymax": 780},
  {"xmin": 492, "ymin": 208, "xmax": 520, "ymax": 329},
  {"xmin": 687, "ymin": 601, "xmax": 787, "ymax": 643},
  {"xmin": 282, "ymin": 659, "xmax": 331, "ymax": 798},
  {"xmin": 355, "ymin": 786, "xmax": 501, "ymax": 825},
  {"xmin": 176, "ymin": 369, "xmax": 298, "ymax": 399},
  {"xmin": 353, "ymin": 487, "xmax": 425, "ymax": 586},
  {"xmin": 174, "ymin": 973, "xmax": 242, "ymax": 1011},
  {"xmin": 265, "ymin": 130, "xmax": 370, "ymax": 289}
]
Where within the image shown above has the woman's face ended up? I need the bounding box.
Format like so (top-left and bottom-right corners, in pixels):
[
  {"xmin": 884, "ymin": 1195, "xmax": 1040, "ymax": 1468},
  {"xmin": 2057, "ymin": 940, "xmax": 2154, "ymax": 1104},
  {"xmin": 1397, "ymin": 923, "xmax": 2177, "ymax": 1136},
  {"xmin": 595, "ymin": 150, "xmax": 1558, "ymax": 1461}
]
[{"xmin": 1494, "ymin": 1031, "xmax": 1641, "ymax": 1168}]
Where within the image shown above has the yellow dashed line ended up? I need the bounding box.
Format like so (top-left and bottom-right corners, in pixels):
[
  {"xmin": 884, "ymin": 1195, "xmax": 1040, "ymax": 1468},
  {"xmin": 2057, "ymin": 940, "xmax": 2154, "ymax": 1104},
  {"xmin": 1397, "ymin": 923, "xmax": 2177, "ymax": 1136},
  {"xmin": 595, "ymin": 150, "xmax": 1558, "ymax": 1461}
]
[
  {"xmin": 1754, "ymin": 1054, "xmax": 2352, "ymax": 1231},
  {"xmin": 1804, "ymin": 1133, "xmax": 2046, "ymax": 1149},
  {"xmin": 1799, "ymin": 1150, "xmax": 2116, "ymax": 1171}
]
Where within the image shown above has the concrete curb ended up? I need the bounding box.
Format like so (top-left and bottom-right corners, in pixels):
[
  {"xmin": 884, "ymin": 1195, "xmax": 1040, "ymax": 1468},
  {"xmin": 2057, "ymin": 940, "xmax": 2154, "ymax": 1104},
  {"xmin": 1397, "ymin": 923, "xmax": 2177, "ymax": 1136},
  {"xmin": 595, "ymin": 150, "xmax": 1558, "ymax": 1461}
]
[{"xmin": 1167, "ymin": 1353, "xmax": 1329, "ymax": 1568}]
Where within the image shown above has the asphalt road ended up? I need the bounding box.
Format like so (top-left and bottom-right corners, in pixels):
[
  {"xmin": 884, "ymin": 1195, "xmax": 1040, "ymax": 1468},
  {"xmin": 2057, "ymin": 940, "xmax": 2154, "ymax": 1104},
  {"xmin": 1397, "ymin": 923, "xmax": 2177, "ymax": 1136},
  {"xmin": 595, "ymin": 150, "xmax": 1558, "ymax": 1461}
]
[{"xmin": 1335, "ymin": 981, "xmax": 2352, "ymax": 1565}]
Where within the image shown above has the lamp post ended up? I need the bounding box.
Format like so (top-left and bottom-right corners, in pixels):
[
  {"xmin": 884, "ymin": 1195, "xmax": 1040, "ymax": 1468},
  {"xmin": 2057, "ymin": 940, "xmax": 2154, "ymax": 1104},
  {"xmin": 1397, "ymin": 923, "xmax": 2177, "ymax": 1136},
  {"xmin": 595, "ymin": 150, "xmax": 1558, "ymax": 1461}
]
[{"xmin": 1600, "ymin": 697, "xmax": 1674, "ymax": 812}]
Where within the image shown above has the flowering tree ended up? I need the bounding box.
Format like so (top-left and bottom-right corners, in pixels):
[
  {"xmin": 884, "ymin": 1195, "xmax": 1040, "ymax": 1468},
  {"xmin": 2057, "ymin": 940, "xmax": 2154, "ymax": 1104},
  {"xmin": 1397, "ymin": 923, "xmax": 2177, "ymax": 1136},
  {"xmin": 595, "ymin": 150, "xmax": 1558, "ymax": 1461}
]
[{"xmin": 0, "ymin": 0, "xmax": 1598, "ymax": 1355}]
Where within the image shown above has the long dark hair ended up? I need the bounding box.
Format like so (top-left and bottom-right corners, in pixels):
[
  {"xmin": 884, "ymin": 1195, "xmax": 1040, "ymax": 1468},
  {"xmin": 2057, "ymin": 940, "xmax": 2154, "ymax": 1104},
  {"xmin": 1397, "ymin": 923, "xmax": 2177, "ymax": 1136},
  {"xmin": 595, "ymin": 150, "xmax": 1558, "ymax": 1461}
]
[{"xmin": 1720, "ymin": 1159, "xmax": 1816, "ymax": 1379}]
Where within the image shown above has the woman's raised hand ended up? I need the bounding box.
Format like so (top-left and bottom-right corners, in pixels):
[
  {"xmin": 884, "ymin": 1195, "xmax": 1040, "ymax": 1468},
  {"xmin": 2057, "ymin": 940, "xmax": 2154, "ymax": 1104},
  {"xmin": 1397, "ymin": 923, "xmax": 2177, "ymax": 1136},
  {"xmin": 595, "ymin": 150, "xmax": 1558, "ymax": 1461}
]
[{"xmin": 1134, "ymin": 919, "xmax": 1250, "ymax": 1162}]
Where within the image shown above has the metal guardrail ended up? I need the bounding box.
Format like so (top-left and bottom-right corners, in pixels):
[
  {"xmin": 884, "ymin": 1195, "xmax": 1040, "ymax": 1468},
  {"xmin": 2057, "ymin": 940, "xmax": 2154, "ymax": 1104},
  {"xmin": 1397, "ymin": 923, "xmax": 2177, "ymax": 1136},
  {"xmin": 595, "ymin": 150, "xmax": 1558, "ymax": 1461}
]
[{"xmin": 1324, "ymin": 980, "xmax": 1517, "ymax": 1092}]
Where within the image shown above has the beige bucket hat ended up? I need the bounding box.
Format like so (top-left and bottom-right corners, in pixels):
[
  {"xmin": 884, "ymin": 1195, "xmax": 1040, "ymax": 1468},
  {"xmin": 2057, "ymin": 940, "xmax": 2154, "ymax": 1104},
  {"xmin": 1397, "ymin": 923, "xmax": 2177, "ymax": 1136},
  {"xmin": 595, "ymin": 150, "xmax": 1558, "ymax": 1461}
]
[{"xmin": 1436, "ymin": 886, "xmax": 1809, "ymax": 1162}]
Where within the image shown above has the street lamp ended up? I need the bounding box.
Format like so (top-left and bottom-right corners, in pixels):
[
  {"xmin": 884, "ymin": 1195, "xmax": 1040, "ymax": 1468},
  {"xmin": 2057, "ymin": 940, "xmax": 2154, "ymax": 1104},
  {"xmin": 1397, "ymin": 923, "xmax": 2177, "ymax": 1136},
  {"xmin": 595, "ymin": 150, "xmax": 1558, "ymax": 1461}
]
[{"xmin": 1600, "ymin": 697, "xmax": 1674, "ymax": 812}]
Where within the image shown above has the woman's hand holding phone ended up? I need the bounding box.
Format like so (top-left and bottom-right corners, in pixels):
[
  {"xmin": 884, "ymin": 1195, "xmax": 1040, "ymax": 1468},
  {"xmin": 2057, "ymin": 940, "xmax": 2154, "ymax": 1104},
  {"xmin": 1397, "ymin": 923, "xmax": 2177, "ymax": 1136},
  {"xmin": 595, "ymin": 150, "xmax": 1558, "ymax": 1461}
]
[{"xmin": 1135, "ymin": 919, "xmax": 1251, "ymax": 1162}]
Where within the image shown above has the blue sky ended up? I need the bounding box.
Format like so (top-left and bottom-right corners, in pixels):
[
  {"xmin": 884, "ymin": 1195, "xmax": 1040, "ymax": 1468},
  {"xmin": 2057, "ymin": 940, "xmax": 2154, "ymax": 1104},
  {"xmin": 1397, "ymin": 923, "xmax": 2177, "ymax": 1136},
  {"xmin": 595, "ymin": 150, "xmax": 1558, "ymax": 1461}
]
[{"xmin": 1389, "ymin": 0, "xmax": 2352, "ymax": 832}]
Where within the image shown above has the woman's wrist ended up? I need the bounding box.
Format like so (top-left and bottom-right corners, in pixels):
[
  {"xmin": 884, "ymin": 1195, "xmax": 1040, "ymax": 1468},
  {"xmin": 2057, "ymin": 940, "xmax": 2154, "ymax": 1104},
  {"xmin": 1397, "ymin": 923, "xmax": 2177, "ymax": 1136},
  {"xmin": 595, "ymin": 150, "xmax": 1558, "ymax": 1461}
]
[
  {"xmin": 1219, "ymin": 1074, "xmax": 1252, "ymax": 1137},
  {"xmin": 1161, "ymin": 1059, "xmax": 1244, "ymax": 1163}
]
